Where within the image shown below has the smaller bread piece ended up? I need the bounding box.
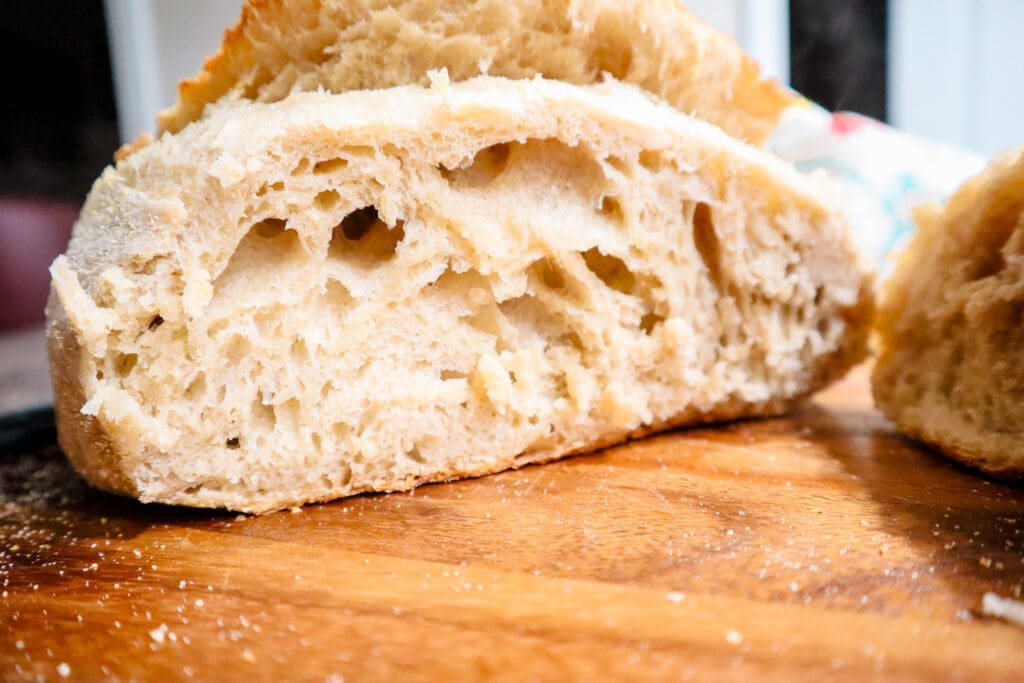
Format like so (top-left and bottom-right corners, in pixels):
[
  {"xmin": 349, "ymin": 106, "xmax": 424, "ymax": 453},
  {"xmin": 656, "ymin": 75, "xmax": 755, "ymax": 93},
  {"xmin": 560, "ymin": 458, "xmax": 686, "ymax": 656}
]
[
  {"xmin": 154, "ymin": 0, "xmax": 792, "ymax": 146},
  {"xmin": 48, "ymin": 77, "xmax": 872, "ymax": 513},
  {"xmin": 873, "ymin": 147, "xmax": 1024, "ymax": 476}
]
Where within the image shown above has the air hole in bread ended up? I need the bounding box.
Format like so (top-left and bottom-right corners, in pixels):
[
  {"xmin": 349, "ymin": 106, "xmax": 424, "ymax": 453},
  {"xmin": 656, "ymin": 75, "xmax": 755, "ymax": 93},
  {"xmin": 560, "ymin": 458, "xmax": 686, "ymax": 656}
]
[
  {"xmin": 594, "ymin": 36, "xmax": 634, "ymax": 80},
  {"xmin": 313, "ymin": 157, "xmax": 349, "ymax": 175},
  {"xmin": 970, "ymin": 251, "xmax": 1007, "ymax": 281},
  {"xmin": 605, "ymin": 155, "xmax": 631, "ymax": 177},
  {"xmin": 256, "ymin": 181, "xmax": 285, "ymax": 197},
  {"xmin": 321, "ymin": 279, "xmax": 353, "ymax": 313},
  {"xmin": 185, "ymin": 373, "xmax": 206, "ymax": 400},
  {"xmin": 534, "ymin": 258, "xmax": 568, "ymax": 291},
  {"xmin": 439, "ymin": 142, "xmax": 511, "ymax": 188},
  {"xmin": 599, "ymin": 196, "xmax": 624, "ymax": 224},
  {"xmin": 328, "ymin": 207, "xmax": 405, "ymax": 267},
  {"xmin": 254, "ymin": 217, "xmax": 289, "ymax": 239},
  {"xmin": 639, "ymin": 149, "xmax": 662, "ymax": 171},
  {"xmin": 337, "ymin": 466, "xmax": 353, "ymax": 487},
  {"xmin": 640, "ymin": 312, "xmax": 665, "ymax": 335},
  {"xmin": 115, "ymin": 353, "xmax": 138, "ymax": 378},
  {"xmin": 314, "ymin": 189, "xmax": 341, "ymax": 211},
  {"xmin": 405, "ymin": 446, "xmax": 427, "ymax": 464},
  {"xmin": 692, "ymin": 202, "xmax": 725, "ymax": 292},
  {"xmin": 582, "ymin": 248, "xmax": 636, "ymax": 295},
  {"xmin": 440, "ymin": 369, "xmax": 467, "ymax": 381},
  {"xmin": 253, "ymin": 393, "xmax": 276, "ymax": 428},
  {"xmin": 290, "ymin": 338, "xmax": 309, "ymax": 364},
  {"xmin": 148, "ymin": 315, "xmax": 163, "ymax": 331},
  {"xmin": 498, "ymin": 294, "xmax": 579, "ymax": 355},
  {"xmin": 225, "ymin": 437, "xmax": 241, "ymax": 449},
  {"xmin": 461, "ymin": 306, "xmax": 503, "ymax": 345},
  {"xmin": 340, "ymin": 206, "xmax": 379, "ymax": 241},
  {"xmin": 291, "ymin": 157, "xmax": 311, "ymax": 175}
]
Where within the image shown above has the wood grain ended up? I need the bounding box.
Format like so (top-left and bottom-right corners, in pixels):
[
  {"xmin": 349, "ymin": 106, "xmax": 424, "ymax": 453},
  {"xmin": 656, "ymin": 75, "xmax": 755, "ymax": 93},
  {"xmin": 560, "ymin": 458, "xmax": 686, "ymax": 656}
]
[{"xmin": 1, "ymin": 365, "xmax": 1023, "ymax": 682}]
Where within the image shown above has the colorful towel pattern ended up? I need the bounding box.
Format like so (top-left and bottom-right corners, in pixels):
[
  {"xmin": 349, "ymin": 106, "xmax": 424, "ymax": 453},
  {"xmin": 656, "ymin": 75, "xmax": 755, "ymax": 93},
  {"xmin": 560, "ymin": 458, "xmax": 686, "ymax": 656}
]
[{"xmin": 771, "ymin": 100, "xmax": 985, "ymax": 271}]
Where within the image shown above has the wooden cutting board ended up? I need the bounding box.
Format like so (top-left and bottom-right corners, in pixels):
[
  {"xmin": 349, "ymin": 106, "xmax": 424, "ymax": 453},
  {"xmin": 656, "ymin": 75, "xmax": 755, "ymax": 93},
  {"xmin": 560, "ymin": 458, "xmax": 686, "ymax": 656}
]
[{"xmin": 2, "ymin": 365, "xmax": 1023, "ymax": 682}]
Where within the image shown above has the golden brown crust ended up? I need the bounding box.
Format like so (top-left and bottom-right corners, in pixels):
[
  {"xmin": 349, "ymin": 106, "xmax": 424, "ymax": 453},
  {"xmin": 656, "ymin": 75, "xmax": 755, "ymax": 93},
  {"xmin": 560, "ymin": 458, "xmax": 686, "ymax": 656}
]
[
  {"xmin": 113, "ymin": 132, "xmax": 153, "ymax": 163},
  {"xmin": 154, "ymin": 0, "xmax": 793, "ymax": 145}
]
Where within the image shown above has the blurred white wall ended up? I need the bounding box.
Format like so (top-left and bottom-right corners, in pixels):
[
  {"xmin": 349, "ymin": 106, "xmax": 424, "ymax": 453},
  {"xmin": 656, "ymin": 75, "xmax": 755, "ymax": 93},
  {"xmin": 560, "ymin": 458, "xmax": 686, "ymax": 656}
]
[
  {"xmin": 889, "ymin": 0, "xmax": 1024, "ymax": 156},
  {"xmin": 688, "ymin": 0, "xmax": 790, "ymax": 87},
  {"xmin": 104, "ymin": 0, "xmax": 241, "ymax": 142}
]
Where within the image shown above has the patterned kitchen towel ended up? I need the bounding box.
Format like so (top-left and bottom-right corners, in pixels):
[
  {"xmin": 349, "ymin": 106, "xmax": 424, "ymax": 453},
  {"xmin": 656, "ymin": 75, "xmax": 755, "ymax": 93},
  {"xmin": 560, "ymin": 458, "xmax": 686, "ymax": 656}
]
[{"xmin": 771, "ymin": 99, "xmax": 985, "ymax": 271}]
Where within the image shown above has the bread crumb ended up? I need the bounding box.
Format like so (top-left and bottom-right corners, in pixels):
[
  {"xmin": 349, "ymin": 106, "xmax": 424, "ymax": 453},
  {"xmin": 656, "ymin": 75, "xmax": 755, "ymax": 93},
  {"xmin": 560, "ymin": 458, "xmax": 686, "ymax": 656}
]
[
  {"xmin": 57, "ymin": 663, "xmax": 70, "ymax": 677},
  {"xmin": 150, "ymin": 624, "xmax": 168, "ymax": 643},
  {"xmin": 665, "ymin": 591, "xmax": 685, "ymax": 603},
  {"xmin": 241, "ymin": 648, "xmax": 256, "ymax": 663},
  {"xmin": 982, "ymin": 592, "xmax": 1024, "ymax": 628},
  {"xmin": 725, "ymin": 629, "xmax": 744, "ymax": 645}
]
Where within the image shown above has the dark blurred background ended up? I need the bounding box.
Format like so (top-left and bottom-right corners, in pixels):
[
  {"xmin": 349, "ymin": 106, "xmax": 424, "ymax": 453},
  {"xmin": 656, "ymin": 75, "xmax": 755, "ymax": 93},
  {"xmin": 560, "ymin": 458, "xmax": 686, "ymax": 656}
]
[
  {"xmin": 791, "ymin": 0, "xmax": 888, "ymax": 121},
  {"xmin": 0, "ymin": 0, "xmax": 888, "ymax": 333},
  {"xmin": 0, "ymin": 1, "xmax": 118, "ymax": 330}
]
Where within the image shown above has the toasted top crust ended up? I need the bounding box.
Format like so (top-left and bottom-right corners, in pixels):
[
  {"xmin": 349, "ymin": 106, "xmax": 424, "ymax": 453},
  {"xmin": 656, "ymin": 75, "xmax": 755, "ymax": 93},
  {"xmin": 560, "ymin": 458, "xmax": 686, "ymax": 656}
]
[{"xmin": 153, "ymin": 0, "xmax": 792, "ymax": 146}]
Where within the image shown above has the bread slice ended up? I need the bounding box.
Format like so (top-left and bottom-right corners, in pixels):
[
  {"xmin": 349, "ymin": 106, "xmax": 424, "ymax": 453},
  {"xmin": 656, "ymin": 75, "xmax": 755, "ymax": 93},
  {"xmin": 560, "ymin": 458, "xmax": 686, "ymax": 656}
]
[
  {"xmin": 872, "ymin": 147, "xmax": 1024, "ymax": 476},
  {"xmin": 48, "ymin": 76, "xmax": 872, "ymax": 513},
  {"xmin": 154, "ymin": 0, "xmax": 792, "ymax": 146}
]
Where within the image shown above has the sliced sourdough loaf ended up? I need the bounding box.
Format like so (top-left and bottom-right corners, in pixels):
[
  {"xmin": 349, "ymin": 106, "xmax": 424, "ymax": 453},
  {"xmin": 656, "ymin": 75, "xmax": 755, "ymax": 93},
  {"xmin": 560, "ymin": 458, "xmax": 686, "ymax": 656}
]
[
  {"xmin": 153, "ymin": 0, "xmax": 792, "ymax": 146},
  {"xmin": 49, "ymin": 77, "xmax": 872, "ymax": 513},
  {"xmin": 873, "ymin": 147, "xmax": 1024, "ymax": 476}
]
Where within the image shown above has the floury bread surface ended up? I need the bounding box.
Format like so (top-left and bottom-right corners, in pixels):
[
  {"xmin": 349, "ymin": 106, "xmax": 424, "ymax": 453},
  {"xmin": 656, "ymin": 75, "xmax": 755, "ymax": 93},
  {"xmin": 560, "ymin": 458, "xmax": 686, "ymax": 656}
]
[
  {"xmin": 152, "ymin": 0, "xmax": 792, "ymax": 146},
  {"xmin": 873, "ymin": 148, "xmax": 1024, "ymax": 475},
  {"xmin": 48, "ymin": 77, "xmax": 872, "ymax": 513}
]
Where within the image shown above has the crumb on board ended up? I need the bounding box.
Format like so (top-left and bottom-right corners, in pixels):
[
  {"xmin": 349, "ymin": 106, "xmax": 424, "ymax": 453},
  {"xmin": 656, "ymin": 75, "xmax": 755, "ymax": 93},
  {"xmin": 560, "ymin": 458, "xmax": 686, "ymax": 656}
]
[{"xmin": 982, "ymin": 592, "xmax": 1024, "ymax": 629}]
